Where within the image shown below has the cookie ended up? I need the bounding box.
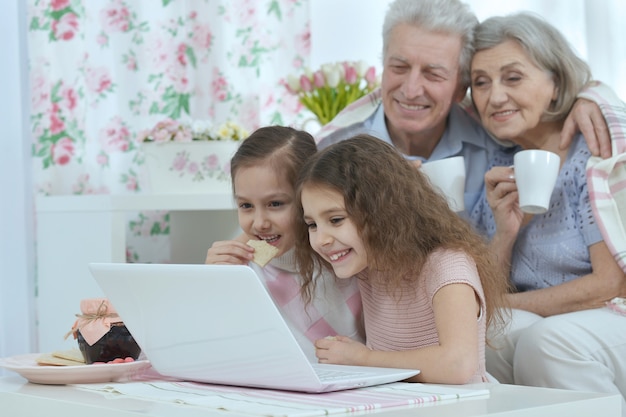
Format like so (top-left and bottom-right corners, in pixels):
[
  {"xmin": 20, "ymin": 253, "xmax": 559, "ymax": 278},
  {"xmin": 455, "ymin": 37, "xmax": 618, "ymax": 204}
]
[
  {"xmin": 52, "ymin": 348, "xmax": 85, "ymax": 364},
  {"xmin": 247, "ymin": 239, "xmax": 279, "ymax": 267},
  {"xmin": 36, "ymin": 352, "xmax": 85, "ymax": 367}
]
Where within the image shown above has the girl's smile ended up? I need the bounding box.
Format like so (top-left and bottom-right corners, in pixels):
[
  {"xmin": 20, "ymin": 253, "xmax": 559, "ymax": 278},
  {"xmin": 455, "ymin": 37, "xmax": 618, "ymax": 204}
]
[{"xmin": 301, "ymin": 185, "xmax": 368, "ymax": 278}]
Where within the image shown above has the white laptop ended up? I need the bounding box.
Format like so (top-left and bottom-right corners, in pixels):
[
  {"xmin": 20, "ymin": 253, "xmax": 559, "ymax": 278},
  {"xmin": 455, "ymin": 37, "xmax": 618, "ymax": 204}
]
[{"xmin": 88, "ymin": 262, "xmax": 419, "ymax": 393}]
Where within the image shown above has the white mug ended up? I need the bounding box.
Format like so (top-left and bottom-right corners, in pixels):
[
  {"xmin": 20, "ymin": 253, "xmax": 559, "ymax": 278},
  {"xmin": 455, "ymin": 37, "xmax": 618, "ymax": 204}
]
[
  {"xmin": 420, "ymin": 156, "xmax": 466, "ymax": 212},
  {"xmin": 513, "ymin": 149, "xmax": 560, "ymax": 214}
]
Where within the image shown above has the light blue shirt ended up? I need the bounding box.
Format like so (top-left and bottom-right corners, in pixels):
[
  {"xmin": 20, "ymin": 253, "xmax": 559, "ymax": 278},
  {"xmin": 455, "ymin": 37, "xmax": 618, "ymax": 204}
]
[
  {"xmin": 319, "ymin": 102, "xmax": 509, "ymax": 217},
  {"xmin": 471, "ymin": 135, "xmax": 603, "ymax": 290}
]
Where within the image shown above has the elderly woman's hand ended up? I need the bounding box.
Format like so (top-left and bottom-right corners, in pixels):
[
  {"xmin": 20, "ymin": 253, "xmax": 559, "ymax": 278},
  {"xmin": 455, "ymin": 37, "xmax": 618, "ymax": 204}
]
[{"xmin": 485, "ymin": 166, "xmax": 523, "ymax": 239}]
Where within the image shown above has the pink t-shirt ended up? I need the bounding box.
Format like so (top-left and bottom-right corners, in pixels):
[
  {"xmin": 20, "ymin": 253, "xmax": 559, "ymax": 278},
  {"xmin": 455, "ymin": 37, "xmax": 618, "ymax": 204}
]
[{"xmin": 359, "ymin": 248, "xmax": 487, "ymax": 383}]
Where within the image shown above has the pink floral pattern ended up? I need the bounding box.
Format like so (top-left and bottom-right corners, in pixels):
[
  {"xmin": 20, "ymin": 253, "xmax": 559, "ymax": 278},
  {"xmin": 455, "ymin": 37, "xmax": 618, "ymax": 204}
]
[{"xmin": 28, "ymin": 0, "xmax": 310, "ymax": 263}]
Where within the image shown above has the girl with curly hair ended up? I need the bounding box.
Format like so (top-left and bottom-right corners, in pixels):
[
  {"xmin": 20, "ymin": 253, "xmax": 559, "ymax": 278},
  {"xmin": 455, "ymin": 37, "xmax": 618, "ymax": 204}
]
[{"xmin": 295, "ymin": 134, "xmax": 509, "ymax": 384}]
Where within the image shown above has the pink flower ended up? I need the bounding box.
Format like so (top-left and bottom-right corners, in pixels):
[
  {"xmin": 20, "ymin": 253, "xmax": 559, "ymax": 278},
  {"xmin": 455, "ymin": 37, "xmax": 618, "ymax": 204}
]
[
  {"xmin": 146, "ymin": 36, "xmax": 172, "ymax": 71},
  {"xmin": 191, "ymin": 24, "xmax": 212, "ymax": 49},
  {"xmin": 135, "ymin": 129, "xmax": 151, "ymax": 143},
  {"xmin": 187, "ymin": 162, "xmax": 199, "ymax": 174},
  {"xmin": 52, "ymin": 12, "xmax": 79, "ymax": 41},
  {"xmin": 152, "ymin": 129, "xmax": 171, "ymax": 142},
  {"xmin": 99, "ymin": 117, "xmax": 131, "ymax": 153},
  {"xmin": 344, "ymin": 66, "xmax": 358, "ymax": 85},
  {"xmin": 30, "ymin": 70, "xmax": 50, "ymax": 113},
  {"xmin": 85, "ymin": 67, "xmax": 113, "ymax": 94},
  {"xmin": 51, "ymin": 137, "xmax": 75, "ymax": 165},
  {"xmin": 50, "ymin": 0, "xmax": 70, "ymax": 11},
  {"xmin": 61, "ymin": 87, "xmax": 77, "ymax": 111},
  {"xmin": 299, "ymin": 75, "xmax": 312, "ymax": 93},
  {"xmin": 211, "ymin": 70, "xmax": 229, "ymax": 102},
  {"xmin": 96, "ymin": 34, "xmax": 109, "ymax": 46},
  {"xmin": 365, "ymin": 66, "xmax": 377, "ymax": 86},
  {"xmin": 100, "ymin": 3, "xmax": 131, "ymax": 33},
  {"xmin": 49, "ymin": 112, "xmax": 65, "ymax": 135},
  {"xmin": 171, "ymin": 153, "xmax": 188, "ymax": 171},
  {"xmin": 96, "ymin": 152, "xmax": 109, "ymax": 166},
  {"xmin": 148, "ymin": 119, "xmax": 189, "ymax": 142},
  {"xmin": 166, "ymin": 61, "xmax": 191, "ymax": 92},
  {"xmin": 126, "ymin": 176, "xmax": 138, "ymax": 191},
  {"xmin": 313, "ymin": 70, "xmax": 325, "ymax": 88},
  {"xmin": 205, "ymin": 154, "xmax": 219, "ymax": 170},
  {"xmin": 295, "ymin": 25, "xmax": 311, "ymax": 56},
  {"xmin": 126, "ymin": 55, "xmax": 137, "ymax": 71},
  {"xmin": 177, "ymin": 43, "xmax": 188, "ymax": 66},
  {"xmin": 172, "ymin": 128, "xmax": 193, "ymax": 142}
]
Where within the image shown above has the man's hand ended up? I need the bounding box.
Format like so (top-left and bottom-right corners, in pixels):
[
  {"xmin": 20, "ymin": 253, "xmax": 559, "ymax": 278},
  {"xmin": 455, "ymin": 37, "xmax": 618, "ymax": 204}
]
[{"xmin": 560, "ymin": 98, "xmax": 612, "ymax": 158}]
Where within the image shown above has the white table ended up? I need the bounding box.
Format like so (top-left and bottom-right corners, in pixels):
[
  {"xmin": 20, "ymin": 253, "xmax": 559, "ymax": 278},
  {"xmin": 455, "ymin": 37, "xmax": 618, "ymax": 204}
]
[
  {"xmin": 0, "ymin": 376, "xmax": 621, "ymax": 417},
  {"xmin": 35, "ymin": 194, "xmax": 241, "ymax": 353}
]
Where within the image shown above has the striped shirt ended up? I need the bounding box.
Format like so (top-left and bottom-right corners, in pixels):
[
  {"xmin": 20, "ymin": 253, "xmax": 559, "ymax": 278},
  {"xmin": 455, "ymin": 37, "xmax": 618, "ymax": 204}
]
[{"xmin": 358, "ymin": 248, "xmax": 487, "ymax": 383}]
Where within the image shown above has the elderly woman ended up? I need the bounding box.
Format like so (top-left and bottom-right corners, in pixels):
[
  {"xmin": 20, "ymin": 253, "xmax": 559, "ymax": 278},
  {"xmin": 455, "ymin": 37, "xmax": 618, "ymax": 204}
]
[{"xmin": 468, "ymin": 12, "xmax": 626, "ymax": 409}]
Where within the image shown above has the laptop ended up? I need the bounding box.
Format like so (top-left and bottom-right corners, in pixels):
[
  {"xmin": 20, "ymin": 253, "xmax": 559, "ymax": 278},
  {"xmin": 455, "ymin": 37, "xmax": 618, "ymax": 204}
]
[{"xmin": 88, "ymin": 262, "xmax": 420, "ymax": 393}]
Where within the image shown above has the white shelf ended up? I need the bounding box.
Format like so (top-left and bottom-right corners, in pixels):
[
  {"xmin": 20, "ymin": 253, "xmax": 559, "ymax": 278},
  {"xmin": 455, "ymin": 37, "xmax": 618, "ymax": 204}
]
[
  {"xmin": 35, "ymin": 193, "xmax": 240, "ymax": 353},
  {"xmin": 36, "ymin": 193, "xmax": 236, "ymax": 212}
]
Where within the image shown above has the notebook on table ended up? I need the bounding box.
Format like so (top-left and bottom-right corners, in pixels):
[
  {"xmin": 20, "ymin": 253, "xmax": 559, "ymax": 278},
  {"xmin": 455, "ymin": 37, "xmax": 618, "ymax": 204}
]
[{"xmin": 88, "ymin": 262, "xmax": 419, "ymax": 393}]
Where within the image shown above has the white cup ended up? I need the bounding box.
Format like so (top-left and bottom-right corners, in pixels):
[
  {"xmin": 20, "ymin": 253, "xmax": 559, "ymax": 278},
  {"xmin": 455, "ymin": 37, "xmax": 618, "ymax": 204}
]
[
  {"xmin": 513, "ymin": 149, "xmax": 560, "ymax": 214},
  {"xmin": 420, "ymin": 156, "xmax": 466, "ymax": 212}
]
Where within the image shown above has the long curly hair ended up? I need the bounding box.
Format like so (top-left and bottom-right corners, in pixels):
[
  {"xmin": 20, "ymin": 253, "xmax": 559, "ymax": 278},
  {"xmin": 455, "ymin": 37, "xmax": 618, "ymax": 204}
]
[{"xmin": 294, "ymin": 134, "xmax": 510, "ymax": 333}]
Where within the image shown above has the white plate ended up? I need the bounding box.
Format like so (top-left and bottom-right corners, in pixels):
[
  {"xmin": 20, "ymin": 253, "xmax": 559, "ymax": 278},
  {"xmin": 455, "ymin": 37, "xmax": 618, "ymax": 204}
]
[{"xmin": 0, "ymin": 353, "xmax": 152, "ymax": 385}]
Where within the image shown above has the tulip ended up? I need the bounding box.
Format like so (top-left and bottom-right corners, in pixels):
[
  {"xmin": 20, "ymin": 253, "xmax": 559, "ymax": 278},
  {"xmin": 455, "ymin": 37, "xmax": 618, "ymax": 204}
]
[
  {"xmin": 299, "ymin": 74, "xmax": 312, "ymax": 92},
  {"xmin": 355, "ymin": 60, "xmax": 369, "ymax": 78},
  {"xmin": 313, "ymin": 70, "xmax": 325, "ymax": 88},
  {"xmin": 365, "ymin": 66, "xmax": 377, "ymax": 87},
  {"xmin": 286, "ymin": 74, "xmax": 301, "ymax": 94},
  {"xmin": 325, "ymin": 66, "xmax": 341, "ymax": 88},
  {"xmin": 344, "ymin": 66, "xmax": 358, "ymax": 85},
  {"xmin": 283, "ymin": 60, "xmax": 380, "ymax": 126}
]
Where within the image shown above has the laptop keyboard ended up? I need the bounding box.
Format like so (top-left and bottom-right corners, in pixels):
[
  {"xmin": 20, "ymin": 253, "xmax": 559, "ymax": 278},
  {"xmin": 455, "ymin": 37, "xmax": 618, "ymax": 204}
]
[{"xmin": 315, "ymin": 368, "xmax": 368, "ymax": 382}]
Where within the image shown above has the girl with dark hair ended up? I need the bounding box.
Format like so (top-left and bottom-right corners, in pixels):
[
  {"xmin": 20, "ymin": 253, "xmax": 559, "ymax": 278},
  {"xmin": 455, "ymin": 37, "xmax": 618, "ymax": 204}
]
[{"xmin": 205, "ymin": 126, "xmax": 364, "ymax": 360}]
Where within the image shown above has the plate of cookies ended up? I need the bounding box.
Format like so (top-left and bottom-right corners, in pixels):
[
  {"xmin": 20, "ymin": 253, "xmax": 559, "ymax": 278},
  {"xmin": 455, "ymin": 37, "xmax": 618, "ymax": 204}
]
[{"xmin": 0, "ymin": 349, "xmax": 151, "ymax": 385}]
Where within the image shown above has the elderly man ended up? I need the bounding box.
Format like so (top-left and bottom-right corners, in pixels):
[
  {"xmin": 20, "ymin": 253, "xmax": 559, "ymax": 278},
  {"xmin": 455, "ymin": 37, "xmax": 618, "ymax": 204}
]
[
  {"xmin": 315, "ymin": 0, "xmax": 626, "ymax": 405},
  {"xmin": 316, "ymin": 0, "xmax": 619, "ymax": 217}
]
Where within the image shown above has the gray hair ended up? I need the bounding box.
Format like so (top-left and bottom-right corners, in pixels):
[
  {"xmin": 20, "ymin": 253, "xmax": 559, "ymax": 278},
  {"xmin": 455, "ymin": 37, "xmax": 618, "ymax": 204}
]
[
  {"xmin": 382, "ymin": 0, "xmax": 478, "ymax": 87},
  {"xmin": 473, "ymin": 12, "xmax": 591, "ymax": 121}
]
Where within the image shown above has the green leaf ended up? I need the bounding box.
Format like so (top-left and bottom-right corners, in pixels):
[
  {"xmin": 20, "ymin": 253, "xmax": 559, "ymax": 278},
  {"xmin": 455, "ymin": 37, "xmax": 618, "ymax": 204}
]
[
  {"xmin": 50, "ymin": 81, "xmax": 63, "ymax": 103},
  {"xmin": 150, "ymin": 223, "xmax": 163, "ymax": 235},
  {"xmin": 49, "ymin": 9, "xmax": 70, "ymax": 21},
  {"xmin": 179, "ymin": 93, "xmax": 190, "ymax": 115},
  {"xmin": 235, "ymin": 27, "xmax": 252, "ymax": 45},
  {"xmin": 268, "ymin": 0, "xmax": 282, "ymax": 20},
  {"xmin": 149, "ymin": 102, "xmax": 160, "ymax": 114},
  {"xmin": 269, "ymin": 111, "xmax": 283, "ymax": 126},
  {"xmin": 185, "ymin": 45, "xmax": 197, "ymax": 68},
  {"xmin": 29, "ymin": 17, "xmax": 41, "ymax": 30},
  {"xmin": 162, "ymin": 0, "xmax": 174, "ymax": 6},
  {"xmin": 42, "ymin": 155, "xmax": 53, "ymax": 169}
]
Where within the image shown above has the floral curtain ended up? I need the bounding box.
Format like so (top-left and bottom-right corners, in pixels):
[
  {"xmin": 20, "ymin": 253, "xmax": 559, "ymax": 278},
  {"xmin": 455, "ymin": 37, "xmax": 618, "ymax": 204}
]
[{"xmin": 28, "ymin": 0, "xmax": 311, "ymax": 262}]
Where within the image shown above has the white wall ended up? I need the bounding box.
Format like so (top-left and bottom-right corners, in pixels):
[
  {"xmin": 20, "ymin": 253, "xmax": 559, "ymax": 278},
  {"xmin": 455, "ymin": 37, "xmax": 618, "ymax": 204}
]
[
  {"xmin": 311, "ymin": 0, "xmax": 626, "ymax": 100},
  {"xmin": 310, "ymin": 0, "xmax": 393, "ymax": 72},
  {"xmin": 0, "ymin": 0, "xmax": 36, "ymax": 369}
]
